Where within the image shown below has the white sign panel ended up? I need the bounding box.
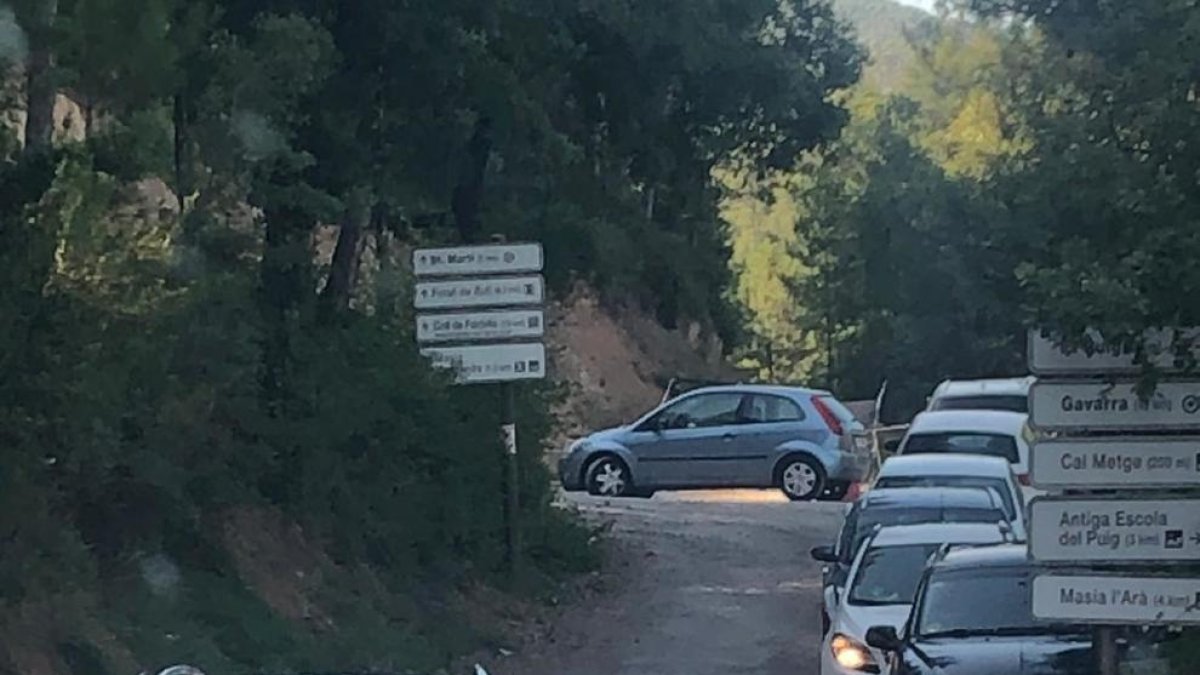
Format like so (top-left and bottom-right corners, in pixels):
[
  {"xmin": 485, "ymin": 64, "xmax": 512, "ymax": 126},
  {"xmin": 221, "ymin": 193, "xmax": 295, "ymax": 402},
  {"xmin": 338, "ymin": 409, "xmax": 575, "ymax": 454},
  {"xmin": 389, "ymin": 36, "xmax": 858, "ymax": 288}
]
[
  {"xmin": 421, "ymin": 343, "xmax": 546, "ymax": 384},
  {"xmin": 414, "ymin": 275, "xmax": 544, "ymax": 310},
  {"xmin": 412, "ymin": 243, "xmax": 543, "ymax": 277},
  {"xmin": 1029, "ymin": 328, "xmax": 1200, "ymax": 376},
  {"xmin": 1029, "ymin": 380, "xmax": 1200, "ymax": 431},
  {"xmin": 416, "ymin": 309, "xmax": 545, "ymax": 344},
  {"xmin": 1033, "ymin": 574, "xmax": 1200, "ymax": 625},
  {"xmin": 1029, "ymin": 497, "xmax": 1200, "ymax": 563},
  {"xmin": 1031, "ymin": 438, "xmax": 1200, "ymax": 489}
]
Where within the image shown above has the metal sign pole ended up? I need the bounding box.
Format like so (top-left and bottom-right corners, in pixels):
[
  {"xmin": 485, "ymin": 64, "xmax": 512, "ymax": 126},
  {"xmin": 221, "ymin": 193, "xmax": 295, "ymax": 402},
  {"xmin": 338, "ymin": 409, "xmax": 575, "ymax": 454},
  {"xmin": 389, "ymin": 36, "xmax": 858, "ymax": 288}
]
[
  {"xmin": 1094, "ymin": 626, "xmax": 1118, "ymax": 675},
  {"xmin": 502, "ymin": 381, "xmax": 521, "ymax": 584}
]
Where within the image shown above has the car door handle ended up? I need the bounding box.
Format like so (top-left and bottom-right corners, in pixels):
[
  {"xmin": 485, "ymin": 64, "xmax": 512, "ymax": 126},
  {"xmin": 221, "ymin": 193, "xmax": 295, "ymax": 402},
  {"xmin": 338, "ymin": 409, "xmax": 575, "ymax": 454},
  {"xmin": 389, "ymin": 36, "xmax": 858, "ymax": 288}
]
[{"xmin": 722, "ymin": 433, "xmax": 737, "ymax": 441}]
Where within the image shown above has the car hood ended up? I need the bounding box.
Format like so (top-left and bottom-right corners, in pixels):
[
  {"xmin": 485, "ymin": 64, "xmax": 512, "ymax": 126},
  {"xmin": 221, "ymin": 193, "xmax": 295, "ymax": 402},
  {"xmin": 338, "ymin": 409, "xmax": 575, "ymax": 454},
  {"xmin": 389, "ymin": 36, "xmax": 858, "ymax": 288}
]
[
  {"xmin": 906, "ymin": 634, "xmax": 1093, "ymax": 674},
  {"xmin": 837, "ymin": 602, "xmax": 911, "ymax": 638},
  {"xmin": 582, "ymin": 426, "xmax": 630, "ymax": 445}
]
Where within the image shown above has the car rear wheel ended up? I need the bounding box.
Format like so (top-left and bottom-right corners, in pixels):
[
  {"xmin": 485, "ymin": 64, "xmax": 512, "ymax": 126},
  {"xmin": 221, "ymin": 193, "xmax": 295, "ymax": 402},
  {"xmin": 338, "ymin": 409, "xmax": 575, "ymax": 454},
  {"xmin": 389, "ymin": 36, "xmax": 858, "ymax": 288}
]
[
  {"xmin": 778, "ymin": 456, "xmax": 824, "ymax": 501},
  {"xmin": 585, "ymin": 455, "xmax": 632, "ymax": 497}
]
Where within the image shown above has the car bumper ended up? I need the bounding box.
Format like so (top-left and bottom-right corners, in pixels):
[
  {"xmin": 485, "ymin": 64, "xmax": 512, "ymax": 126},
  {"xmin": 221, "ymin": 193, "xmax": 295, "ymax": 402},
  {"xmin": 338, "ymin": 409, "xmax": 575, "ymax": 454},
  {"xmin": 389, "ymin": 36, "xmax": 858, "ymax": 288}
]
[
  {"xmin": 558, "ymin": 452, "xmax": 586, "ymax": 491},
  {"xmin": 824, "ymin": 450, "xmax": 874, "ymax": 483}
]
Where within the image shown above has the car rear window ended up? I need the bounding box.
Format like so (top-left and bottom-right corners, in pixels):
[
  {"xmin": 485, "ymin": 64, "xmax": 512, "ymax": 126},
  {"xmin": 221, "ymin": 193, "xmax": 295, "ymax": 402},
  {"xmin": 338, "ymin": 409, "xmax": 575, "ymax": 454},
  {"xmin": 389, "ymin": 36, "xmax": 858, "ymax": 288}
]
[
  {"xmin": 817, "ymin": 396, "xmax": 859, "ymax": 425},
  {"xmin": 874, "ymin": 476, "xmax": 1016, "ymax": 520},
  {"xmin": 932, "ymin": 395, "xmax": 1028, "ymax": 414},
  {"xmin": 849, "ymin": 507, "xmax": 1003, "ymax": 558},
  {"xmin": 902, "ymin": 432, "xmax": 1020, "ymax": 464}
]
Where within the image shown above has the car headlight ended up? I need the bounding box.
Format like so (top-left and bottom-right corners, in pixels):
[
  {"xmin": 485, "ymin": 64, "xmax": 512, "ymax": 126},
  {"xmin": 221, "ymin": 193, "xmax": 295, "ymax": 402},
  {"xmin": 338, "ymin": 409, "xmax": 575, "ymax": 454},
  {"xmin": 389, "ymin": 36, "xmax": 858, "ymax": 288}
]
[{"xmin": 831, "ymin": 633, "xmax": 879, "ymax": 672}]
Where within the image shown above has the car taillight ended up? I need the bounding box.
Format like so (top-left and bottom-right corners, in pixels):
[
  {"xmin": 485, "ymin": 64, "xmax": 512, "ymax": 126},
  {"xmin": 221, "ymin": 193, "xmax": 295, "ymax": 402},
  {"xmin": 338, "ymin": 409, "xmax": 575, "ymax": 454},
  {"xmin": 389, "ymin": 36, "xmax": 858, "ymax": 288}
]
[{"xmin": 811, "ymin": 396, "xmax": 845, "ymax": 436}]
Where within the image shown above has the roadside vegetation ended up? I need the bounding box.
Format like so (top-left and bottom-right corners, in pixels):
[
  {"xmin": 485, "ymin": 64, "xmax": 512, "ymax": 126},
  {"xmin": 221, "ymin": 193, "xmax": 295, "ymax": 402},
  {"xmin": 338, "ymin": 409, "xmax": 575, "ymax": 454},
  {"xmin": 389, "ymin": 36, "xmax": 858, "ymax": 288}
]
[{"xmin": 0, "ymin": 0, "xmax": 862, "ymax": 672}]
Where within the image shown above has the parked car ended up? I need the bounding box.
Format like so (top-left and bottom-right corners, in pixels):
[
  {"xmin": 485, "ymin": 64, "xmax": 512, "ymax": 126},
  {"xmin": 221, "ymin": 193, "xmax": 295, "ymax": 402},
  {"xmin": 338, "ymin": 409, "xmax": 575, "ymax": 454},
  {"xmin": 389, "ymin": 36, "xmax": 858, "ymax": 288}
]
[
  {"xmin": 873, "ymin": 454, "xmax": 1028, "ymax": 542},
  {"xmin": 896, "ymin": 410, "xmax": 1034, "ymax": 491},
  {"xmin": 558, "ymin": 385, "xmax": 872, "ymax": 500},
  {"xmin": 810, "ymin": 487, "xmax": 1013, "ymax": 634},
  {"xmin": 865, "ymin": 544, "xmax": 1094, "ymax": 674},
  {"xmin": 820, "ymin": 523, "xmax": 1011, "ymax": 675},
  {"xmin": 926, "ymin": 377, "xmax": 1035, "ymax": 414}
]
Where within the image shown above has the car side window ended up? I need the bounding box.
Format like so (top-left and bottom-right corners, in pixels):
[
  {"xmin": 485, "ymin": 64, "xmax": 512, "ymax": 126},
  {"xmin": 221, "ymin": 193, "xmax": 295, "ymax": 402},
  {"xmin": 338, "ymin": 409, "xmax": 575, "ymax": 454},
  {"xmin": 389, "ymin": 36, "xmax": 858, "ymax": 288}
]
[
  {"xmin": 741, "ymin": 394, "xmax": 805, "ymax": 424},
  {"xmin": 658, "ymin": 393, "xmax": 745, "ymax": 429}
]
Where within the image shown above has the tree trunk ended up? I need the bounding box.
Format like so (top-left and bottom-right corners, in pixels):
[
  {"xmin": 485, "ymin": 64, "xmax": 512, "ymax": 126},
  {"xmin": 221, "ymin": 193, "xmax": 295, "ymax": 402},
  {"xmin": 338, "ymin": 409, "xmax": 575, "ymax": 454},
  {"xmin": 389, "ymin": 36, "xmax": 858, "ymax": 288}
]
[
  {"xmin": 451, "ymin": 116, "xmax": 493, "ymax": 243},
  {"xmin": 23, "ymin": 0, "xmax": 57, "ymax": 156},
  {"xmin": 319, "ymin": 190, "xmax": 372, "ymax": 323},
  {"xmin": 259, "ymin": 205, "xmax": 314, "ymax": 413}
]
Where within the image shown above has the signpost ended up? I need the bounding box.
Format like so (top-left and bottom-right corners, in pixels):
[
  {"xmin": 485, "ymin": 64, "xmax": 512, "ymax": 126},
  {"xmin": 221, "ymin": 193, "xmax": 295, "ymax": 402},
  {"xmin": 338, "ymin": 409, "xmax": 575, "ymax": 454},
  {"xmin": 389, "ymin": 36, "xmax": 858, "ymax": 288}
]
[
  {"xmin": 416, "ymin": 309, "xmax": 545, "ymax": 344},
  {"xmin": 1032, "ymin": 574, "xmax": 1200, "ymax": 625},
  {"xmin": 413, "ymin": 241, "xmax": 546, "ymax": 583},
  {"xmin": 1026, "ymin": 329, "xmax": 1200, "ymax": 675},
  {"xmin": 1030, "ymin": 437, "xmax": 1200, "ymax": 490},
  {"xmin": 1028, "ymin": 497, "xmax": 1200, "ymax": 563},
  {"xmin": 1029, "ymin": 328, "xmax": 1200, "ymax": 376}
]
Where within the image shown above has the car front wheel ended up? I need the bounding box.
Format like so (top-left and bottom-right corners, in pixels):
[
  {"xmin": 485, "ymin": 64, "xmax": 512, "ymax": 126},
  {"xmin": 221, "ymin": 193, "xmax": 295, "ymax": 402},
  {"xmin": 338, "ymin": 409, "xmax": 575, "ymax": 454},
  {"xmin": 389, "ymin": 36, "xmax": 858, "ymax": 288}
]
[
  {"xmin": 585, "ymin": 455, "xmax": 632, "ymax": 497},
  {"xmin": 779, "ymin": 456, "xmax": 824, "ymax": 501}
]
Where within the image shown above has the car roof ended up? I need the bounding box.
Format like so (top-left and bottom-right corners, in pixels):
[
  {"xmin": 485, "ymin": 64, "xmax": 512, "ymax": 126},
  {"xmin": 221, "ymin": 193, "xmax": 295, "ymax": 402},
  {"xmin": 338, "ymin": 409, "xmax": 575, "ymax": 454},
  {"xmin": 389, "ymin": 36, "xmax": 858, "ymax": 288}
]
[
  {"xmin": 879, "ymin": 453, "xmax": 1013, "ymax": 478},
  {"xmin": 908, "ymin": 409, "xmax": 1029, "ymax": 436},
  {"xmin": 683, "ymin": 384, "xmax": 829, "ymax": 398},
  {"xmin": 933, "ymin": 377, "xmax": 1035, "ymax": 398},
  {"xmin": 859, "ymin": 487, "xmax": 1003, "ymax": 510},
  {"xmin": 869, "ymin": 523, "xmax": 1007, "ymax": 548},
  {"xmin": 932, "ymin": 543, "xmax": 1031, "ymax": 571}
]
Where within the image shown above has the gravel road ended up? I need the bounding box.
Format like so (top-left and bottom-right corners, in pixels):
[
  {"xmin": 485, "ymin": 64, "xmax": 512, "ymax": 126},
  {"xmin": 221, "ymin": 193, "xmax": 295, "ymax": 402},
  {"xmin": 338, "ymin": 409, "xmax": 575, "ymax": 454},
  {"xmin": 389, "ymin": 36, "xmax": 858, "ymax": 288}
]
[{"xmin": 493, "ymin": 490, "xmax": 846, "ymax": 675}]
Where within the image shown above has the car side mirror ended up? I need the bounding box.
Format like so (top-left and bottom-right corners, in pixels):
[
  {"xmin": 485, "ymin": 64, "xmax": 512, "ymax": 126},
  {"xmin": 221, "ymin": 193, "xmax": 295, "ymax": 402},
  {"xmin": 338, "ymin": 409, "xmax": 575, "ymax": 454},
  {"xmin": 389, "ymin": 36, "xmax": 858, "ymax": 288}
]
[
  {"xmin": 865, "ymin": 625, "xmax": 902, "ymax": 652},
  {"xmin": 810, "ymin": 545, "xmax": 838, "ymax": 563}
]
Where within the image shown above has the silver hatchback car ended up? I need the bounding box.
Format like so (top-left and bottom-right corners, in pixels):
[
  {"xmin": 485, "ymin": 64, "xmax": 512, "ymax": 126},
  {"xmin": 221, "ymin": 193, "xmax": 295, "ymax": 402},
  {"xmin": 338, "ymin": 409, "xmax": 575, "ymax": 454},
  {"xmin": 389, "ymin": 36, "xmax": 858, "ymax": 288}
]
[{"xmin": 558, "ymin": 385, "xmax": 873, "ymax": 500}]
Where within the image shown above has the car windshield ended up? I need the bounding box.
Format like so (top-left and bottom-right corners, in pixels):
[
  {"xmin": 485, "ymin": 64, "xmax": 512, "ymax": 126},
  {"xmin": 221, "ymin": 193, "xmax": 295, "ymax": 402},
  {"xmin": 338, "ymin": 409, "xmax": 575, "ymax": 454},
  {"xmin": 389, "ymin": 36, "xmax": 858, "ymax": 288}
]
[
  {"xmin": 903, "ymin": 433, "xmax": 1020, "ymax": 464},
  {"xmin": 932, "ymin": 395, "xmax": 1027, "ymax": 414},
  {"xmin": 848, "ymin": 507, "xmax": 1003, "ymax": 558},
  {"xmin": 917, "ymin": 569, "xmax": 1080, "ymax": 638},
  {"xmin": 874, "ymin": 476, "xmax": 1016, "ymax": 521},
  {"xmin": 849, "ymin": 544, "xmax": 940, "ymax": 606}
]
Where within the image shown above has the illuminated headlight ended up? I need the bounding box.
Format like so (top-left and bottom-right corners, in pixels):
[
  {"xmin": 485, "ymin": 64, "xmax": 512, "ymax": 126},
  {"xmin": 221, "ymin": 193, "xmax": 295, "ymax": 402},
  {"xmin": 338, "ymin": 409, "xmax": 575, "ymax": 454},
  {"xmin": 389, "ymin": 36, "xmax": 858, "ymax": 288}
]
[{"xmin": 831, "ymin": 633, "xmax": 878, "ymax": 672}]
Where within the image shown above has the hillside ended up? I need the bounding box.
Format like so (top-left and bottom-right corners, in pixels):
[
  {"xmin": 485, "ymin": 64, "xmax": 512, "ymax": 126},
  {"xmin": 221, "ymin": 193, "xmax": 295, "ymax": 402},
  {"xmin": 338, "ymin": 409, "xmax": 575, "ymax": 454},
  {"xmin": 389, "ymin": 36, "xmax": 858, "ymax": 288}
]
[{"xmin": 832, "ymin": 0, "xmax": 937, "ymax": 91}]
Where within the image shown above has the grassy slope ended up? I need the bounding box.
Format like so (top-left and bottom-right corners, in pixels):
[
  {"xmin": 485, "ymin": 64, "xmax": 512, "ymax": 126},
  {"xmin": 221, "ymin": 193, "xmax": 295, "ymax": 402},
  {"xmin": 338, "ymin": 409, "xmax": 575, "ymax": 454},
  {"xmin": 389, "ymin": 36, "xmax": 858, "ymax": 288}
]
[{"xmin": 831, "ymin": 0, "xmax": 937, "ymax": 92}]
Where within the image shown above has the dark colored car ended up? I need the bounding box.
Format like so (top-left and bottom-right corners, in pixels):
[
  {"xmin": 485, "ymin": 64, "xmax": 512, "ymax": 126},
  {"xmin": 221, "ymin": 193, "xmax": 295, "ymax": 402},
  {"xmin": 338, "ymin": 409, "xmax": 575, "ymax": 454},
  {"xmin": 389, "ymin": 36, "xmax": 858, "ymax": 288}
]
[
  {"xmin": 810, "ymin": 487, "xmax": 1012, "ymax": 633},
  {"xmin": 865, "ymin": 544, "xmax": 1094, "ymax": 674}
]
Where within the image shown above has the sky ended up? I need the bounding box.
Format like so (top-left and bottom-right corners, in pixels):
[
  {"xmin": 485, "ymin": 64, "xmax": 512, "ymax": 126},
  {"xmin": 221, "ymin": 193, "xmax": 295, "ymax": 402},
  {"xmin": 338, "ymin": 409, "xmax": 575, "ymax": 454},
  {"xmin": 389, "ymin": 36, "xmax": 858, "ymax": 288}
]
[{"xmin": 895, "ymin": 0, "xmax": 937, "ymax": 12}]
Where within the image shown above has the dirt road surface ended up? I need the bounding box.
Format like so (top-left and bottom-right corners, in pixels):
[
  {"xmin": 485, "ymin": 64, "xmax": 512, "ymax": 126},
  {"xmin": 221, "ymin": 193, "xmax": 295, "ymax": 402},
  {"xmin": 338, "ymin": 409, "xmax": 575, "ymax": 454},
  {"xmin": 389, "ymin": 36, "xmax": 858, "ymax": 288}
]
[{"xmin": 493, "ymin": 490, "xmax": 845, "ymax": 675}]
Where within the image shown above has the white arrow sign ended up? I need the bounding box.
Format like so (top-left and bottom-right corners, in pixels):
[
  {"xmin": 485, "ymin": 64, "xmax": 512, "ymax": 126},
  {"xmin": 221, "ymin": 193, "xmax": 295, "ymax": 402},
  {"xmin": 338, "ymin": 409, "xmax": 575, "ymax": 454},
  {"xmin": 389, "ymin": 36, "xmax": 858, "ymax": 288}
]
[
  {"xmin": 421, "ymin": 343, "xmax": 546, "ymax": 384},
  {"xmin": 1031, "ymin": 437, "xmax": 1200, "ymax": 489},
  {"xmin": 1032, "ymin": 574, "xmax": 1200, "ymax": 625},
  {"xmin": 414, "ymin": 275, "xmax": 544, "ymax": 310},
  {"xmin": 416, "ymin": 309, "xmax": 545, "ymax": 344},
  {"xmin": 1029, "ymin": 328, "xmax": 1200, "ymax": 376},
  {"xmin": 1029, "ymin": 497, "xmax": 1200, "ymax": 564},
  {"xmin": 1029, "ymin": 380, "xmax": 1200, "ymax": 431},
  {"xmin": 412, "ymin": 243, "xmax": 543, "ymax": 277}
]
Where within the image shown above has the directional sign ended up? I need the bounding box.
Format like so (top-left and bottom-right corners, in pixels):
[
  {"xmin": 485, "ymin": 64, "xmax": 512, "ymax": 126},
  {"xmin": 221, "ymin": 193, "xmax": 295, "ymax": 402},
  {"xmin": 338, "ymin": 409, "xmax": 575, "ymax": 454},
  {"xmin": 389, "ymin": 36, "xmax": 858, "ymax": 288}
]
[
  {"xmin": 414, "ymin": 275, "xmax": 544, "ymax": 310},
  {"xmin": 1032, "ymin": 574, "xmax": 1200, "ymax": 625},
  {"xmin": 1029, "ymin": 380, "xmax": 1200, "ymax": 431},
  {"xmin": 1029, "ymin": 328, "xmax": 1200, "ymax": 376},
  {"xmin": 1031, "ymin": 437, "xmax": 1200, "ymax": 490},
  {"xmin": 1028, "ymin": 497, "xmax": 1200, "ymax": 564},
  {"xmin": 421, "ymin": 343, "xmax": 546, "ymax": 384},
  {"xmin": 416, "ymin": 309, "xmax": 545, "ymax": 344},
  {"xmin": 412, "ymin": 243, "xmax": 543, "ymax": 278}
]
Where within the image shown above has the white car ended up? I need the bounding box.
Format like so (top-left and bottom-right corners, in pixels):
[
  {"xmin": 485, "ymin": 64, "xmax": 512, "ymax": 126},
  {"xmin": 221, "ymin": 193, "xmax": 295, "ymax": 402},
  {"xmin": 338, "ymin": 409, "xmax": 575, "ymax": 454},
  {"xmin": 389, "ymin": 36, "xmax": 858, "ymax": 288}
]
[
  {"xmin": 820, "ymin": 522, "xmax": 1011, "ymax": 675},
  {"xmin": 926, "ymin": 377, "xmax": 1034, "ymax": 414},
  {"xmin": 897, "ymin": 409, "xmax": 1037, "ymax": 497},
  {"xmin": 873, "ymin": 453, "xmax": 1029, "ymax": 541}
]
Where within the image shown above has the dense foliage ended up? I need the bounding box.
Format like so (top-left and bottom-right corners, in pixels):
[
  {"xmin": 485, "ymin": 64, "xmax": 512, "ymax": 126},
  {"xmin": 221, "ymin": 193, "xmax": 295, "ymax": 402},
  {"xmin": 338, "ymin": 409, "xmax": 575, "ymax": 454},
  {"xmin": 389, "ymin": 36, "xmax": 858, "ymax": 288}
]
[{"xmin": 0, "ymin": 0, "xmax": 862, "ymax": 672}]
